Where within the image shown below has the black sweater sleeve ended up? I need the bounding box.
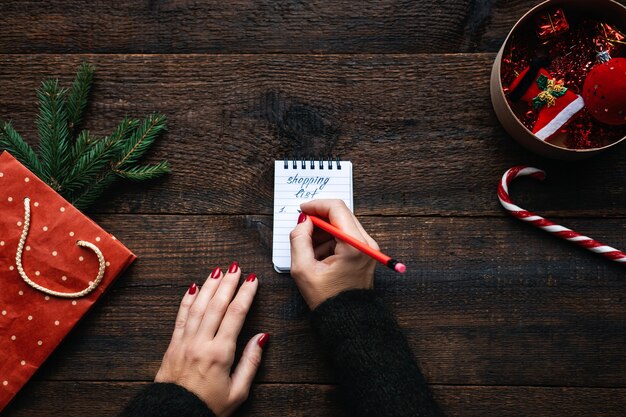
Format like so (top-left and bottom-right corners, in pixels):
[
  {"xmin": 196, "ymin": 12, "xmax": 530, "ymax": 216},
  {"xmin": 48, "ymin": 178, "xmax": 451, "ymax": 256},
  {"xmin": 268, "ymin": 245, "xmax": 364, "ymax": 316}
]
[
  {"xmin": 118, "ymin": 382, "xmax": 216, "ymax": 417},
  {"xmin": 310, "ymin": 289, "xmax": 444, "ymax": 417}
]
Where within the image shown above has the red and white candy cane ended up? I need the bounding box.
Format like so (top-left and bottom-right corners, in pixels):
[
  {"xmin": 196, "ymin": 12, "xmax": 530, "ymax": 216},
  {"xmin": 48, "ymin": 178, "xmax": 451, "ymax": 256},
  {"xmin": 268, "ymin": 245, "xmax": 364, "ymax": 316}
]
[{"xmin": 498, "ymin": 166, "xmax": 626, "ymax": 266}]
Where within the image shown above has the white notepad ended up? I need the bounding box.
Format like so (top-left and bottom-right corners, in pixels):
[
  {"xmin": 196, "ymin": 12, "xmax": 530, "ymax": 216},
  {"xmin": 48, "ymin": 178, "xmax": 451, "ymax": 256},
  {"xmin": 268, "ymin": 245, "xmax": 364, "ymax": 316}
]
[{"xmin": 272, "ymin": 159, "xmax": 353, "ymax": 273}]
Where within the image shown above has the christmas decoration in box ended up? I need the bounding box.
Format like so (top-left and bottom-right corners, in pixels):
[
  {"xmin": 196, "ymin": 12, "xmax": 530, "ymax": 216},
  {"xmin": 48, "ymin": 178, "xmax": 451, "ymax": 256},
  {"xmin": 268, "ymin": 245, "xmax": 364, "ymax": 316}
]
[
  {"xmin": 0, "ymin": 63, "xmax": 170, "ymax": 411},
  {"xmin": 491, "ymin": 0, "xmax": 626, "ymax": 159},
  {"xmin": 508, "ymin": 65, "xmax": 584, "ymax": 141}
]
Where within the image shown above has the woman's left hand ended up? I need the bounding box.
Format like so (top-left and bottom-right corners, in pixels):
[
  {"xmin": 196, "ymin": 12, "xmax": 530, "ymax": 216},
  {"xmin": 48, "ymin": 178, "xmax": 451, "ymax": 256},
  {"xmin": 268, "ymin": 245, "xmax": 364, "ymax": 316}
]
[{"xmin": 155, "ymin": 262, "xmax": 269, "ymax": 417}]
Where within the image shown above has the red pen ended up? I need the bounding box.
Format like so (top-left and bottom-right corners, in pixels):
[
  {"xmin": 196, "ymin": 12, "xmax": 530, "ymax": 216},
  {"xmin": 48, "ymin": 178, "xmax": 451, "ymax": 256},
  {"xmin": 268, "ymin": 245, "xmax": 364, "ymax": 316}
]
[{"xmin": 303, "ymin": 212, "xmax": 407, "ymax": 274}]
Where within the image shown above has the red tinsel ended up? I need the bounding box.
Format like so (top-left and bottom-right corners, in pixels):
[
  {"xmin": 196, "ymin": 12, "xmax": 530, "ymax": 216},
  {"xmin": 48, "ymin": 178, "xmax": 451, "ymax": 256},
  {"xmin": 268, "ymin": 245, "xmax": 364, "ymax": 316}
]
[
  {"xmin": 548, "ymin": 21, "xmax": 596, "ymax": 93},
  {"xmin": 501, "ymin": 37, "xmax": 529, "ymax": 88},
  {"xmin": 564, "ymin": 107, "xmax": 626, "ymax": 149}
]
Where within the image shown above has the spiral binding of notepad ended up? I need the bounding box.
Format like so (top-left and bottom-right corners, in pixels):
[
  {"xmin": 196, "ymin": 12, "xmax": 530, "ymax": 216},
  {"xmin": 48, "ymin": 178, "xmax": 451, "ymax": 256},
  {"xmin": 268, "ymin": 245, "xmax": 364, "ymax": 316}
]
[{"xmin": 283, "ymin": 156, "xmax": 342, "ymax": 170}]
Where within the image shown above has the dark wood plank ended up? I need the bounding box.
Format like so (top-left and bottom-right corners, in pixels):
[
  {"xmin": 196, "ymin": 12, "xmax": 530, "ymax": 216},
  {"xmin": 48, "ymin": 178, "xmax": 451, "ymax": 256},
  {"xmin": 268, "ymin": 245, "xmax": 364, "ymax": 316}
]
[
  {"xmin": 5, "ymin": 381, "xmax": 626, "ymax": 417},
  {"xmin": 4, "ymin": 382, "xmax": 343, "ymax": 417},
  {"xmin": 0, "ymin": 54, "xmax": 624, "ymax": 216},
  {"xmin": 13, "ymin": 214, "xmax": 624, "ymax": 387},
  {"xmin": 0, "ymin": 0, "xmax": 571, "ymax": 54}
]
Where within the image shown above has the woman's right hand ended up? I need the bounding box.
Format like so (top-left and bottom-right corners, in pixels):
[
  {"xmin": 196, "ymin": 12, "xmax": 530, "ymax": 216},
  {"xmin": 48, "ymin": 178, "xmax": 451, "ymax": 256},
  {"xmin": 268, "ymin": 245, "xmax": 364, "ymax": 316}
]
[{"xmin": 289, "ymin": 199, "xmax": 379, "ymax": 309}]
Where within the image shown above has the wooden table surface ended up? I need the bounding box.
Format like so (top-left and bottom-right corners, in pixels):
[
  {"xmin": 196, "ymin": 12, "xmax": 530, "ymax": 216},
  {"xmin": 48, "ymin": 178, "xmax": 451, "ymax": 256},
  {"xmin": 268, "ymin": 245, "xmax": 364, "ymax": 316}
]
[{"xmin": 2, "ymin": 1, "xmax": 625, "ymax": 416}]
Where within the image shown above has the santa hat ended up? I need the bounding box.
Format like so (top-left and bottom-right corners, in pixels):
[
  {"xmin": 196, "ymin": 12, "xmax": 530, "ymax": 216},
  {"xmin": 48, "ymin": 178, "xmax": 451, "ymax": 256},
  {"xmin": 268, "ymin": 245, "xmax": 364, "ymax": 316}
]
[{"xmin": 509, "ymin": 66, "xmax": 584, "ymax": 141}]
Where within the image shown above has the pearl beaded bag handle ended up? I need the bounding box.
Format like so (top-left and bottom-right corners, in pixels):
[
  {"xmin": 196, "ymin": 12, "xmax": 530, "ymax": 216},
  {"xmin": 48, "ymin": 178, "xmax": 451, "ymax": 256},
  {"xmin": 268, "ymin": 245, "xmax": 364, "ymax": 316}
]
[{"xmin": 15, "ymin": 197, "xmax": 106, "ymax": 298}]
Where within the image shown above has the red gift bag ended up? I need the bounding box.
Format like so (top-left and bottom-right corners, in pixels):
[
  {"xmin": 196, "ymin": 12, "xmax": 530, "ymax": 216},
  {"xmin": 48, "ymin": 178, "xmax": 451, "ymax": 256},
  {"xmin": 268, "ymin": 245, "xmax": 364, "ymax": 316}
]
[{"xmin": 0, "ymin": 151, "xmax": 136, "ymax": 410}]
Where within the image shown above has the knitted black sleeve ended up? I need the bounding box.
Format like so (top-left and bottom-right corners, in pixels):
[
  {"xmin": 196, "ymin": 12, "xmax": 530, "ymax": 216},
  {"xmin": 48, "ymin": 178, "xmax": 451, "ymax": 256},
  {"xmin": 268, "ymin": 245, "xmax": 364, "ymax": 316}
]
[
  {"xmin": 118, "ymin": 382, "xmax": 216, "ymax": 417},
  {"xmin": 310, "ymin": 289, "xmax": 445, "ymax": 417}
]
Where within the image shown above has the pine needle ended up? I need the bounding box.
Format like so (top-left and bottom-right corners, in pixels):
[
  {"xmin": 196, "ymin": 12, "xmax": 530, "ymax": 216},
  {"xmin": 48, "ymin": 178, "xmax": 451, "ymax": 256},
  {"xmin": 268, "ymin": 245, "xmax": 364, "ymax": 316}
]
[
  {"xmin": 66, "ymin": 62, "xmax": 94, "ymax": 131},
  {"xmin": 36, "ymin": 79, "xmax": 71, "ymax": 189},
  {"xmin": 0, "ymin": 121, "xmax": 45, "ymax": 179},
  {"xmin": 115, "ymin": 161, "xmax": 171, "ymax": 181},
  {"xmin": 71, "ymin": 172, "xmax": 117, "ymax": 211},
  {"xmin": 62, "ymin": 134, "xmax": 115, "ymax": 193},
  {"xmin": 106, "ymin": 117, "xmax": 141, "ymax": 149},
  {"xmin": 63, "ymin": 118, "xmax": 139, "ymax": 193},
  {"xmin": 113, "ymin": 114, "xmax": 167, "ymax": 169},
  {"xmin": 70, "ymin": 130, "xmax": 95, "ymax": 163}
]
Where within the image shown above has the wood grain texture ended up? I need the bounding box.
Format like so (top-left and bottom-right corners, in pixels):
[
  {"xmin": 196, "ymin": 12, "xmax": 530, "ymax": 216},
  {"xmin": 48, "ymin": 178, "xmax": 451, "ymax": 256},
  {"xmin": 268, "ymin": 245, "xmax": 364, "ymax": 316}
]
[
  {"xmin": 11, "ymin": 214, "xmax": 623, "ymax": 388},
  {"xmin": 2, "ymin": 2, "xmax": 626, "ymax": 414},
  {"xmin": 5, "ymin": 381, "xmax": 626, "ymax": 417},
  {"xmin": 0, "ymin": 0, "xmax": 576, "ymax": 54},
  {"xmin": 0, "ymin": 54, "xmax": 624, "ymax": 216}
]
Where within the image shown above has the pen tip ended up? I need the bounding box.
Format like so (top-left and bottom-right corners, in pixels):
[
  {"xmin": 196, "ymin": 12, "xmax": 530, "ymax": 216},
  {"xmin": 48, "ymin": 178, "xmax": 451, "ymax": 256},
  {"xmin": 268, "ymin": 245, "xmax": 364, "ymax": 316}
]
[{"xmin": 394, "ymin": 263, "xmax": 407, "ymax": 273}]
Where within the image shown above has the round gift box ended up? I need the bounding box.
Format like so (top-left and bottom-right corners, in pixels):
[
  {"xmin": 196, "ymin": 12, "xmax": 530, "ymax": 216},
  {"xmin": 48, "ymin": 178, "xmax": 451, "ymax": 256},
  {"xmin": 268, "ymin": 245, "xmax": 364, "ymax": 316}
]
[{"xmin": 490, "ymin": 0, "xmax": 626, "ymax": 160}]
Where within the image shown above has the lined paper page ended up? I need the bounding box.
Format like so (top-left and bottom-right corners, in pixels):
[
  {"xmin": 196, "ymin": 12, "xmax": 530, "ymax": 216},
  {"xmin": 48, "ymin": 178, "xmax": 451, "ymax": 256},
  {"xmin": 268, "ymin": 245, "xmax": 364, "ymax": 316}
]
[{"xmin": 272, "ymin": 160, "xmax": 353, "ymax": 272}]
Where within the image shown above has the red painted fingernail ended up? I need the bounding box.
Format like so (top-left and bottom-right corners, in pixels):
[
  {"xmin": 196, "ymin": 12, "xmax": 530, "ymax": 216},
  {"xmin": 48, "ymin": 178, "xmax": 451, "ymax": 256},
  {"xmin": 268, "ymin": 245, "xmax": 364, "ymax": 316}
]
[
  {"xmin": 188, "ymin": 282, "xmax": 197, "ymax": 295},
  {"xmin": 257, "ymin": 333, "xmax": 270, "ymax": 348},
  {"xmin": 228, "ymin": 261, "xmax": 239, "ymax": 273},
  {"xmin": 246, "ymin": 273, "xmax": 257, "ymax": 282},
  {"xmin": 297, "ymin": 212, "xmax": 307, "ymax": 224},
  {"xmin": 210, "ymin": 267, "xmax": 221, "ymax": 279}
]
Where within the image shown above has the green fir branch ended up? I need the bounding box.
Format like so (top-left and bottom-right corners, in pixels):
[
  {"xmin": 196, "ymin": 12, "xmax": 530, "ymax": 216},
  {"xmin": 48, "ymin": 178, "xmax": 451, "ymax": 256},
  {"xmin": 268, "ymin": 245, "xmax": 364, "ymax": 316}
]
[
  {"xmin": 114, "ymin": 161, "xmax": 171, "ymax": 181},
  {"xmin": 70, "ymin": 172, "xmax": 117, "ymax": 211},
  {"xmin": 113, "ymin": 114, "xmax": 167, "ymax": 169},
  {"xmin": 70, "ymin": 130, "xmax": 95, "ymax": 164},
  {"xmin": 66, "ymin": 62, "xmax": 94, "ymax": 132},
  {"xmin": 0, "ymin": 121, "xmax": 45, "ymax": 178},
  {"xmin": 105, "ymin": 117, "xmax": 141, "ymax": 149},
  {"xmin": 70, "ymin": 117, "xmax": 139, "ymax": 165},
  {"xmin": 0, "ymin": 63, "xmax": 170, "ymax": 211},
  {"xmin": 62, "ymin": 134, "xmax": 115, "ymax": 193},
  {"xmin": 36, "ymin": 79, "xmax": 71, "ymax": 189},
  {"xmin": 62, "ymin": 118, "xmax": 140, "ymax": 194}
]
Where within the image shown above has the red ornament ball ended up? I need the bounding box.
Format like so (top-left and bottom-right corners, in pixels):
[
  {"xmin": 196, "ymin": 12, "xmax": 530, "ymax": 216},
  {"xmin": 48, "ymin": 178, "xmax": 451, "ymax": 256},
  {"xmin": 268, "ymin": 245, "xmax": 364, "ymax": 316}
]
[{"xmin": 582, "ymin": 57, "xmax": 626, "ymax": 126}]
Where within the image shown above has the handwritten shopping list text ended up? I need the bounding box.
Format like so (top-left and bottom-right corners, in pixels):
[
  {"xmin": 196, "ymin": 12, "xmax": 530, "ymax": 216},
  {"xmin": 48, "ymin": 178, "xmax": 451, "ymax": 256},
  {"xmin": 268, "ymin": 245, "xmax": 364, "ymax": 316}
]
[{"xmin": 287, "ymin": 173, "xmax": 330, "ymax": 199}]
